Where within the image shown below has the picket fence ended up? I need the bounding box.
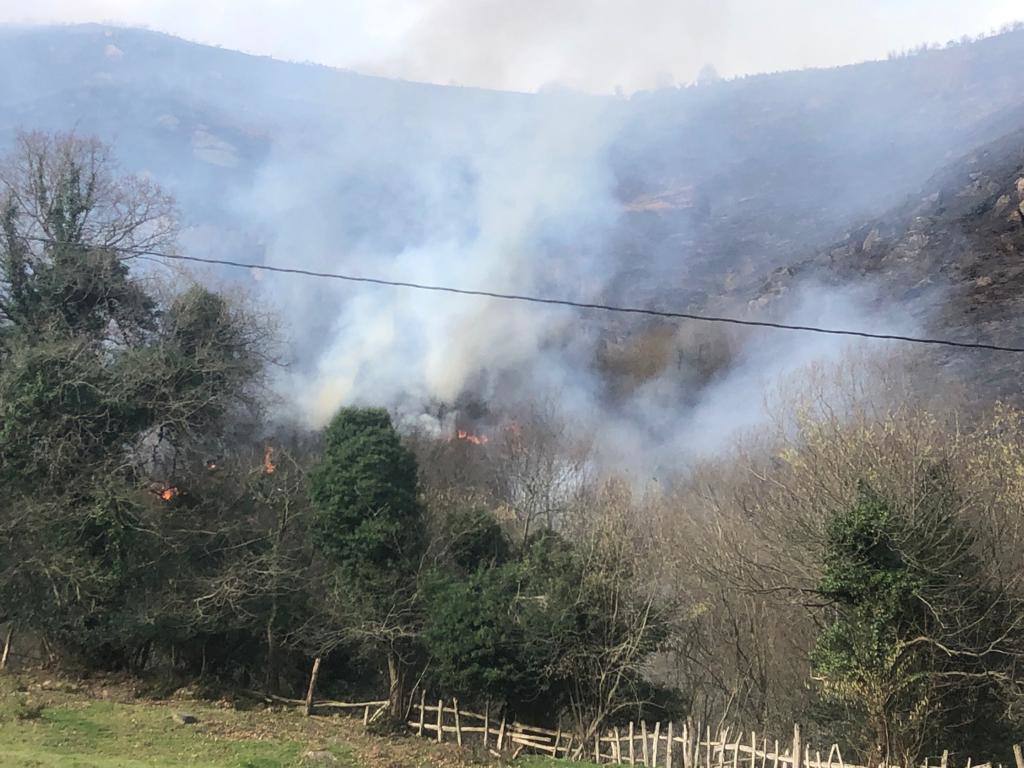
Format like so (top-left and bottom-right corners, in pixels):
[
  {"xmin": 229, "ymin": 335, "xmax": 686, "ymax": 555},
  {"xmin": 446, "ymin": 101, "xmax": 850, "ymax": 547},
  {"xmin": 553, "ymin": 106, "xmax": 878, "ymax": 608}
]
[{"xmin": 274, "ymin": 687, "xmax": 1024, "ymax": 768}]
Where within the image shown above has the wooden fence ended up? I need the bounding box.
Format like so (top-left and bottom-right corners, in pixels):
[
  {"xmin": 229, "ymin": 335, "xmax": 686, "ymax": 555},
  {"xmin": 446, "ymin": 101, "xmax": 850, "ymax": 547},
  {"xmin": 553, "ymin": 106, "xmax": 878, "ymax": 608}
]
[
  {"xmin": 263, "ymin": 685, "xmax": 1024, "ymax": 768},
  {"xmin": 400, "ymin": 697, "xmax": 1024, "ymax": 768},
  {"xmin": 408, "ymin": 693, "xmax": 577, "ymax": 758}
]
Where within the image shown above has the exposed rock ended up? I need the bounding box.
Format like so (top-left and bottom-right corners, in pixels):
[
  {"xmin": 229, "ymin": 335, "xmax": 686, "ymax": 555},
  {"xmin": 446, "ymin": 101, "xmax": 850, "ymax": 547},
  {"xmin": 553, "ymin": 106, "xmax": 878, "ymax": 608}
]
[
  {"xmin": 862, "ymin": 227, "xmax": 882, "ymax": 252},
  {"xmin": 745, "ymin": 126, "xmax": 1024, "ymax": 403},
  {"xmin": 302, "ymin": 750, "xmax": 338, "ymax": 764},
  {"xmin": 191, "ymin": 128, "xmax": 239, "ymax": 168},
  {"xmin": 172, "ymin": 712, "xmax": 199, "ymax": 725}
]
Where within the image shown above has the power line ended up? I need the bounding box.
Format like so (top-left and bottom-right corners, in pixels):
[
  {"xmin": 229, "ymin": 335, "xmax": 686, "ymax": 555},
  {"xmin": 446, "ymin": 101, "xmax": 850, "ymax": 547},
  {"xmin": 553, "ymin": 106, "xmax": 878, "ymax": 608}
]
[{"xmin": 17, "ymin": 235, "xmax": 1024, "ymax": 354}]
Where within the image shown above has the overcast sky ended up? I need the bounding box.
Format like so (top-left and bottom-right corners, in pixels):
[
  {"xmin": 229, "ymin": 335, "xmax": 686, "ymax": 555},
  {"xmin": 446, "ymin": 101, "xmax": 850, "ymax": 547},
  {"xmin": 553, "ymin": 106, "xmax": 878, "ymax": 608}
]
[{"xmin": 1, "ymin": 0, "xmax": 1021, "ymax": 93}]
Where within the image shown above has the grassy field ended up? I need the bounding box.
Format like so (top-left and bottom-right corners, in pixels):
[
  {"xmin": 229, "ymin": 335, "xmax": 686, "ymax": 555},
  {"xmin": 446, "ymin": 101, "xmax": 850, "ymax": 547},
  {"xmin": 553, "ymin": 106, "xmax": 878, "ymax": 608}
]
[{"xmin": 0, "ymin": 674, "xmax": 577, "ymax": 768}]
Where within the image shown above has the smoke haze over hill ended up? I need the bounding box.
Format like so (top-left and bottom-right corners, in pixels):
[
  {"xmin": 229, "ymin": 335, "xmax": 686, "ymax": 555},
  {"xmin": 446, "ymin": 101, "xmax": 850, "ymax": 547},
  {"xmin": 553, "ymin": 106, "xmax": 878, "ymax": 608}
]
[
  {"xmin": 3, "ymin": 22, "xmax": 1024, "ymax": 472},
  {"xmin": 2, "ymin": 1, "xmax": 1022, "ymax": 92}
]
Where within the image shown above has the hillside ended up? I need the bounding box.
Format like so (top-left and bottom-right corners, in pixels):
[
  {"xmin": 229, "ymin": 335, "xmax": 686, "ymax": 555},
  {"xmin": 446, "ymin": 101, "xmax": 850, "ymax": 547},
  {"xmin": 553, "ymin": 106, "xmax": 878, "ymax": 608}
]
[
  {"xmin": 4, "ymin": 23, "xmax": 1024, "ymax": 278},
  {"xmin": 747, "ymin": 127, "xmax": 1024, "ymax": 398},
  {"xmin": 3, "ymin": 23, "xmax": 1024, "ymax": 430},
  {"xmin": 5, "ymin": 24, "xmax": 1024, "ymax": 761}
]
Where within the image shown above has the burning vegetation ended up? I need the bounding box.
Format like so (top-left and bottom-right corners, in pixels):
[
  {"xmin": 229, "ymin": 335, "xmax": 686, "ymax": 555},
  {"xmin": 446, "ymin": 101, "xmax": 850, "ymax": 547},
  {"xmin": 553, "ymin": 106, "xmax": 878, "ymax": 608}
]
[{"xmin": 455, "ymin": 429, "xmax": 489, "ymax": 446}]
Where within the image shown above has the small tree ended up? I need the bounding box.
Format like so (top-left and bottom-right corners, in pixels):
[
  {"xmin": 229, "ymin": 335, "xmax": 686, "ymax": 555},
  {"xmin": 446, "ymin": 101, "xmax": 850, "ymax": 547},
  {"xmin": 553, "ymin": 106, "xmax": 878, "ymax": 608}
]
[
  {"xmin": 308, "ymin": 407, "xmax": 425, "ymax": 719},
  {"xmin": 813, "ymin": 475, "xmax": 1019, "ymax": 764},
  {"xmin": 422, "ymin": 486, "xmax": 675, "ymax": 733}
]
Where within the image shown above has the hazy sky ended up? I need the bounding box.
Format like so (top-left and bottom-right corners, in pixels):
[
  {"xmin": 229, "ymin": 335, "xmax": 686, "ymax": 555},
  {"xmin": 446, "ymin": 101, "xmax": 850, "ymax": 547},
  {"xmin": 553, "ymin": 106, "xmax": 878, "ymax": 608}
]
[{"xmin": 1, "ymin": 0, "xmax": 1021, "ymax": 93}]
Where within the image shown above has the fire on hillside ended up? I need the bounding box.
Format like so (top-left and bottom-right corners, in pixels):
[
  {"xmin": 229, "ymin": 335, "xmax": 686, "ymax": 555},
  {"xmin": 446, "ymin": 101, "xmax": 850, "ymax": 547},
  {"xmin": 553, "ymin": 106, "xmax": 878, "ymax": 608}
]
[{"xmin": 454, "ymin": 429, "xmax": 489, "ymax": 446}]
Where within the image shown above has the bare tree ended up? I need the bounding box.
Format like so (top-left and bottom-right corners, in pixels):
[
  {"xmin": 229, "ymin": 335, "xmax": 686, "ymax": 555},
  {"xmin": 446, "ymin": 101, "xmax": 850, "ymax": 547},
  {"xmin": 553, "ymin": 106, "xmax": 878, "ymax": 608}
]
[
  {"xmin": 489, "ymin": 405, "xmax": 592, "ymax": 543},
  {"xmin": 0, "ymin": 131, "xmax": 177, "ymax": 256},
  {"xmin": 666, "ymin": 355, "xmax": 1024, "ymax": 759}
]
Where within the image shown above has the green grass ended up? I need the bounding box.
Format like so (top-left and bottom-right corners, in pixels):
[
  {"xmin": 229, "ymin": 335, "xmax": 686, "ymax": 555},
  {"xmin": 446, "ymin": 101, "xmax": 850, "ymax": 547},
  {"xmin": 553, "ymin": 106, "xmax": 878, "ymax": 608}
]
[
  {"xmin": 0, "ymin": 676, "xmax": 593, "ymax": 768},
  {"xmin": 0, "ymin": 683, "xmax": 354, "ymax": 768},
  {"xmin": 520, "ymin": 758, "xmax": 598, "ymax": 768}
]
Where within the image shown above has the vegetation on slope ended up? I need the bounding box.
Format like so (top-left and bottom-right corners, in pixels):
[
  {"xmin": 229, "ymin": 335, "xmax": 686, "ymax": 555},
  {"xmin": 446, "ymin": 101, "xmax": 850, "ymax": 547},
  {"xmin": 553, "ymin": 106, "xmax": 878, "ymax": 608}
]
[{"xmin": 2, "ymin": 132, "xmax": 1024, "ymax": 767}]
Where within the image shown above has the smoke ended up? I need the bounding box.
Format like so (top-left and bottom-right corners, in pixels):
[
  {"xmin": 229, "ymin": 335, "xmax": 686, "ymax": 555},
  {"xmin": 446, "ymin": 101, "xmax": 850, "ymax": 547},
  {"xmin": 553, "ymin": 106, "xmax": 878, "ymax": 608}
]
[
  {"xmin": 249, "ymin": 90, "xmax": 627, "ymax": 426},
  {"xmin": 6, "ymin": 22, "xmax": 1011, "ymax": 475},
  {"xmin": 229, "ymin": 73, "xmax": 923, "ymax": 474},
  {"xmin": 3, "ymin": 1, "xmax": 1021, "ymax": 93}
]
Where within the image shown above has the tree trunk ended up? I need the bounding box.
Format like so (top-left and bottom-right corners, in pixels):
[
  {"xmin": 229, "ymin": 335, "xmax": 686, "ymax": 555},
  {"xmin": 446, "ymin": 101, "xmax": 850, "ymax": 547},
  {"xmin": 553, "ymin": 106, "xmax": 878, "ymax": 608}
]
[
  {"xmin": 386, "ymin": 649, "xmax": 405, "ymax": 721},
  {"xmin": 304, "ymin": 656, "xmax": 322, "ymax": 717},
  {"xmin": 264, "ymin": 599, "xmax": 279, "ymax": 695}
]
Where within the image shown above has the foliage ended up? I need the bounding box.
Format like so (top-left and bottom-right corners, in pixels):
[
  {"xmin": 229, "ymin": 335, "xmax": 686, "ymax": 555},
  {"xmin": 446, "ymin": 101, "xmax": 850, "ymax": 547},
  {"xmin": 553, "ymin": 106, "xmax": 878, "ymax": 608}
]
[
  {"xmin": 0, "ymin": 132, "xmax": 269, "ymax": 668},
  {"xmin": 434, "ymin": 507, "xmax": 510, "ymax": 573},
  {"xmin": 423, "ymin": 509, "xmax": 674, "ymax": 730},
  {"xmin": 812, "ymin": 475, "xmax": 1020, "ymax": 764},
  {"xmin": 308, "ymin": 407, "xmax": 427, "ymax": 717},
  {"xmin": 309, "ymin": 408, "xmax": 424, "ymax": 577}
]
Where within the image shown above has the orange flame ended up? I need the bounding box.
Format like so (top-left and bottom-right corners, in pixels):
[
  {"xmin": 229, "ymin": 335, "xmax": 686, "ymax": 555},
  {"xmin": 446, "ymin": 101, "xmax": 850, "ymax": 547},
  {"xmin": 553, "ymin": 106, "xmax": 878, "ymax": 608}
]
[
  {"xmin": 160, "ymin": 487, "xmax": 179, "ymax": 502},
  {"xmin": 456, "ymin": 429, "xmax": 489, "ymax": 446},
  {"xmin": 263, "ymin": 445, "xmax": 276, "ymax": 474}
]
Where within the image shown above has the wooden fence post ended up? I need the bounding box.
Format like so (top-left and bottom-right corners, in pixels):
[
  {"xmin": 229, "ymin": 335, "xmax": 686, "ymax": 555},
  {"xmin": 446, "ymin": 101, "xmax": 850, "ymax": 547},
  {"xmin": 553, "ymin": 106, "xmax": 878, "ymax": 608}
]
[
  {"xmin": 497, "ymin": 713, "xmax": 507, "ymax": 751},
  {"xmin": 614, "ymin": 727, "xmax": 622, "ymax": 764},
  {"xmin": 629, "ymin": 721, "xmax": 636, "ymax": 765},
  {"xmin": 453, "ymin": 698, "xmax": 462, "ymax": 746},
  {"xmin": 1012, "ymin": 744, "xmax": 1023, "ymax": 768},
  {"xmin": 418, "ymin": 690, "xmax": 426, "ymax": 736},
  {"xmin": 0, "ymin": 625, "xmax": 12, "ymax": 671},
  {"xmin": 595, "ymin": 732, "xmax": 601, "ymax": 763},
  {"xmin": 483, "ymin": 701, "xmax": 490, "ymax": 749},
  {"xmin": 667, "ymin": 722, "xmax": 674, "ymax": 768},
  {"xmin": 653, "ymin": 722, "xmax": 661, "ymax": 767},
  {"xmin": 792, "ymin": 725, "xmax": 803, "ymax": 768},
  {"xmin": 436, "ymin": 698, "xmax": 443, "ymax": 743},
  {"xmin": 303, "ymin": 657, "xmax": 321, "ymax": 717},
  {"xmin": 362, "ymin": 704, "xmax": 369, "ymax": 725},
  {"xmin": 642, "ymin": 721, "xmax": 650, "ymax": 767},
  {"xmin": 751, "ymin": 733, "xmax": 757, "ymax": 768}
]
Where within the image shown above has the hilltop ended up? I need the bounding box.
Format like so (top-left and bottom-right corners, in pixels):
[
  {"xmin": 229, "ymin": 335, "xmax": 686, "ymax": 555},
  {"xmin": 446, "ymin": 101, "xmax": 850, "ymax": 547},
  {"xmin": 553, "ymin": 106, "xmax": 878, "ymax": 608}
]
[{"xmin": 3, "ymin": 23, "xmax": 1024, "ymax": 420}]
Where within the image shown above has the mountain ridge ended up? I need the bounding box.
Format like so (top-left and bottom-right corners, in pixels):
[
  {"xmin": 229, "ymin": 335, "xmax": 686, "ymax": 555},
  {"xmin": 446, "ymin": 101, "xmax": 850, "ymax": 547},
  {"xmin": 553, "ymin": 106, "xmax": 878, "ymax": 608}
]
[{"xmin": 4, "ymin": 22, "xmax": 1024, "ymax": 419}]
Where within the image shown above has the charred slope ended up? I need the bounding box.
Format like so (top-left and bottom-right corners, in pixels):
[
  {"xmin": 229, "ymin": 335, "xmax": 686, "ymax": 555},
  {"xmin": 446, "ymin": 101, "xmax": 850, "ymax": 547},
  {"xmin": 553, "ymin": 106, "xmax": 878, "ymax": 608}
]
[
  {"xmin": 753, "ymin": 128, "xmax": 1024, "ymax": 399},
  {"xmin": 611, "ymin": 27, "xmax": 1024, "ymax": 299}
]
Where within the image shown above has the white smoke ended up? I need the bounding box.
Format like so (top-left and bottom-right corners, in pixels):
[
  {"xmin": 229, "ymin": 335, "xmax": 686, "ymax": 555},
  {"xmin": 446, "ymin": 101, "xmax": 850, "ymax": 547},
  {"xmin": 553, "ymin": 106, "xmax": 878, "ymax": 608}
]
[{"xmin": 214, "ymin": 72, "xmax": 934, "ymax": 477}]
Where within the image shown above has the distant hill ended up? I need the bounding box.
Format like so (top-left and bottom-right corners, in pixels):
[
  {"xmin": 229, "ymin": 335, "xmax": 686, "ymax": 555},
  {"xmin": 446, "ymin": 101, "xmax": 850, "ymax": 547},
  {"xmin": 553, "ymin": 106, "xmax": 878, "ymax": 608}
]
[
  {"xmin": 3, "ymin": 23, "xmax": 1024, "ymax": 421},
  {"xmin": 3, "ymin": 24, "xmax": 1023, "ymax": 259}
]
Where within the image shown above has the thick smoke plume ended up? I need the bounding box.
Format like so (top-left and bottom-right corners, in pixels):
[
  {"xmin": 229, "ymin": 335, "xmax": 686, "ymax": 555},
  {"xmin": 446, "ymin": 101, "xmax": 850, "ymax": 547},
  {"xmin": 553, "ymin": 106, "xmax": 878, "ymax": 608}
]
[
  {"xmin": 7, "ymin": 23, "xmax": 1020, "ymax": 475},
  {"xmin": 231, "ymin": 88, "xmax": 921, "ymax": 474}
]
